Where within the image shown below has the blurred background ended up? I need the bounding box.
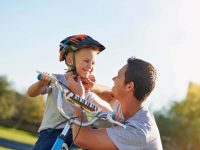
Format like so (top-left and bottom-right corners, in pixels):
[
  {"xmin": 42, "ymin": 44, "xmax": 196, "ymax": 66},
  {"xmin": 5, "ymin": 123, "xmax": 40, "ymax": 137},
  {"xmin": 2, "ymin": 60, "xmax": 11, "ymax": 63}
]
[{"xmin": 0, "ymin": 0, "xmax": 200, "ymax": 149}]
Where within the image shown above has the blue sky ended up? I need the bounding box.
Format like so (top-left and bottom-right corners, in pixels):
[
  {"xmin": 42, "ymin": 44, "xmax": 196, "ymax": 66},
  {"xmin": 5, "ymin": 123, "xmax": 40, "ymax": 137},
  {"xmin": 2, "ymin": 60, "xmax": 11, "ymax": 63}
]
[{"xmin": 1, "ymin": 0, "xmax": 200, "ymax": 111}]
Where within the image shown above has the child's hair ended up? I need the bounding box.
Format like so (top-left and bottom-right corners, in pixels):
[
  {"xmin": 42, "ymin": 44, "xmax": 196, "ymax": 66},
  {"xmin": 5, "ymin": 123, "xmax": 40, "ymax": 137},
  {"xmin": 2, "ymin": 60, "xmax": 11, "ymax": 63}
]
[{"xmin": 59, "ymin": 34, "xmax": 105, "ymax": 62}]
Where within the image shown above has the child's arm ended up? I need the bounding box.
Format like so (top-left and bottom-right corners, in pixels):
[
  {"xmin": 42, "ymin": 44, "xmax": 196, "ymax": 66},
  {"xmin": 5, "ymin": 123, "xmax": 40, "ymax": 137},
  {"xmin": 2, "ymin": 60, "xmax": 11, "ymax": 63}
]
[
  {"xmin": 27, "ymin": 75, "xmax": 50, "ymax": 97},
  {"xmin": 27, "ymin": 81, "xmax": 46, "ymax": 97}
]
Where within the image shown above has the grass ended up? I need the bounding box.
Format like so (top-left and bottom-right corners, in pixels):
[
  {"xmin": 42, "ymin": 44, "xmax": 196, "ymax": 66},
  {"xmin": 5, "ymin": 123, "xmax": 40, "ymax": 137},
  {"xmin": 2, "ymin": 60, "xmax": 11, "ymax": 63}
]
[
  {"xmin": 0, "ymin": 125, "xmax": 37, "ymax": 145},
  {"xmin": 0, "ymin": 146, "xmax": 11, "ymax": 150}
]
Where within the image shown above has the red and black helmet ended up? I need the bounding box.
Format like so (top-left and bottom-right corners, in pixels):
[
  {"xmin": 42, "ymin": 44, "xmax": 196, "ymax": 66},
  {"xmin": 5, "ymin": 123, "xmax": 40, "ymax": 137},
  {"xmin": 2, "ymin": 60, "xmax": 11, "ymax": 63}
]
[{"xmin": 59, "ymin": 34, "xmax": 105, "ymax": 61}]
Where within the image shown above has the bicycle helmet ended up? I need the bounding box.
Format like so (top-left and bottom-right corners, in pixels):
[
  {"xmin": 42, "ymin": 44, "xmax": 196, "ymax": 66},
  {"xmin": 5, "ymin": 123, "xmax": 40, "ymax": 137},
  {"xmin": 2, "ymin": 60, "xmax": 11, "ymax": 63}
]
[
  {"xmin": 59, "ymin": 34, "xmax": 105, "ymax": 62},
  {"xmin": 59, "ymin": 34, "xmax": 105, "ymax": 75}
]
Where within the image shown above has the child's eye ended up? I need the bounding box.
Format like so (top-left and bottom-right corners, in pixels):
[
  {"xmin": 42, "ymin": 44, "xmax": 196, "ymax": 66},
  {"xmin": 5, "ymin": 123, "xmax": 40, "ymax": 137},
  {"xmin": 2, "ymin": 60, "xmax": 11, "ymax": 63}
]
[{"xmin": 84, "ymin": 60, "xmax": 89, "ymax": 63}]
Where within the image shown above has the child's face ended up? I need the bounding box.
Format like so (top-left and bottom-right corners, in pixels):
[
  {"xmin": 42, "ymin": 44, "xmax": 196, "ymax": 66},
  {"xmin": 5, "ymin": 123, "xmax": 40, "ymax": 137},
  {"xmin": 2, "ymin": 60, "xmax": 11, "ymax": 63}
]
[{"xmin": 75, "ymin": 48, "xmax": 98, "ymax": 79}]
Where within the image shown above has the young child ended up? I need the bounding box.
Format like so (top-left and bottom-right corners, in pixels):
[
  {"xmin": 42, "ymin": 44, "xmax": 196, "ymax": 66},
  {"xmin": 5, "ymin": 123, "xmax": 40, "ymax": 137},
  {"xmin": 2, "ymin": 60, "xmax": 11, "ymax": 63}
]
[{"xmin": 27, "ymin": 34, "xmax": 107, "ymax": 150}]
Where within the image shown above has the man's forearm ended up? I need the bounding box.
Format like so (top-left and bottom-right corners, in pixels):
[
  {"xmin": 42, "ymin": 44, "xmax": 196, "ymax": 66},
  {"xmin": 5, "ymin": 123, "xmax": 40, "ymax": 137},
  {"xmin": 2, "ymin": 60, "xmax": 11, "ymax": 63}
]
[
  {"xmin": 91, "ymin": 84, "xmax": 114, "ymax": 102},
  {"xmin": 72, "ymin": 108, "xmax": 88, "ymax": 141}
]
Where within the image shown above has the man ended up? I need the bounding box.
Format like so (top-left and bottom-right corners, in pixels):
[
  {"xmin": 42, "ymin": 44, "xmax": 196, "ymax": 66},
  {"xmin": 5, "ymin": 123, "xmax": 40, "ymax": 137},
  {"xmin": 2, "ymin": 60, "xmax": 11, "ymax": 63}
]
[{"xmin": 68, "ymin": 57, "xmax": 163, "ymax": 150}]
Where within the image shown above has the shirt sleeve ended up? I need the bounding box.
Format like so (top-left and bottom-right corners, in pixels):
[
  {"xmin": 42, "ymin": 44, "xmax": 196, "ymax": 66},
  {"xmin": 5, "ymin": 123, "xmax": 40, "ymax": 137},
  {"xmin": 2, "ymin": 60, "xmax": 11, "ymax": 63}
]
[{"xmin": 106, "ymin": 125, "xmax": 146, "ymax": 150}]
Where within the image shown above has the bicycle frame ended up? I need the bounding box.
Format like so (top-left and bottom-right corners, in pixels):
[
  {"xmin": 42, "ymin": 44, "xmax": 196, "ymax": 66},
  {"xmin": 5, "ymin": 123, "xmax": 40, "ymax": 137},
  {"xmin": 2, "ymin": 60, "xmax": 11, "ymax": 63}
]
[
  {"xmin": 51, "ymin": 122, "xmax": 71, "ymax": 150},
  {"xmin": 37, "ymin": 71, "xmax": 126, "ymax": 150}
]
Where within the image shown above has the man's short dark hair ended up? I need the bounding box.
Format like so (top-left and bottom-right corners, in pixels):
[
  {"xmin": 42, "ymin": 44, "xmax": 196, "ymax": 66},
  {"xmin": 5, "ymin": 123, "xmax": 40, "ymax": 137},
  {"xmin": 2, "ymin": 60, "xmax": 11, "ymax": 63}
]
[{"xmin": 124, "ymin": 57, "xmax": 157, "ymax": 101}]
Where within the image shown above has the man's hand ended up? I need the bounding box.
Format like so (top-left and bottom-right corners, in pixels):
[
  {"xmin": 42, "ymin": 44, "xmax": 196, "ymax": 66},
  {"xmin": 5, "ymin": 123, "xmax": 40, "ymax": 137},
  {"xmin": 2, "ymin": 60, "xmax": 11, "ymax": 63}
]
[
  {"xmin": 81, "ymin": 74, "xmax": 96, "ymax": 90},
  {"xmin": 67, "ymin": 75, "xmax": 85, "ymax": 98}
]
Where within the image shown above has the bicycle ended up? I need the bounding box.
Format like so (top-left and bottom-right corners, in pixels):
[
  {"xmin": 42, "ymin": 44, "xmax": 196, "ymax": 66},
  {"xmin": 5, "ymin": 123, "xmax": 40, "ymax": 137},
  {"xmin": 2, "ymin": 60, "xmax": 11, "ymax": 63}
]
[{"xmin": 37, "ymin": 71, "xmax": 126, "ymax": 150}]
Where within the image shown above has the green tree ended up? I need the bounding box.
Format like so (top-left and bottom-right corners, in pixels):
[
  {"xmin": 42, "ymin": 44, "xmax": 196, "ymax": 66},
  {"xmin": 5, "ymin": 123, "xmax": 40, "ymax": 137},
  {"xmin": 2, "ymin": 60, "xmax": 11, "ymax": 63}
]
[
  {"xmin": 155, "ymin": 82, "xmax": 200, "ymax": 150},
  {"xmin": 14, "ymin": 94, "xmax": 45, "ymax": 126},
  {"xmin": 22, "ymin": 95, "xmax": 45, "ymax": 123},
  {"xmin": 0, "ymin": 75, "xmax": 17, "ymax": 119}
]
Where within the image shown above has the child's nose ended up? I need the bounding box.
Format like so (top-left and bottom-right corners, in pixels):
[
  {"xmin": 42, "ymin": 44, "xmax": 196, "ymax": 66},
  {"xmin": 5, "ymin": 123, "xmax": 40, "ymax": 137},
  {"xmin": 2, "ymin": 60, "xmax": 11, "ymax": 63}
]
[{"xmin": 87, "ymin": 64, "xmax": 93, "ymax": 71}]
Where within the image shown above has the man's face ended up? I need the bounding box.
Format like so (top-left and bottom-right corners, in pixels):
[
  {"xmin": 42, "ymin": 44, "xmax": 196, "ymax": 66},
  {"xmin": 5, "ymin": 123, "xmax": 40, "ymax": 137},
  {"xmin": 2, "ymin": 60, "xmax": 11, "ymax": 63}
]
[
  {"xmin": 75, "ymin": 48, "xmax": 98, "ymax": 79},
  {"xmin": 112, "ymin": 64, "xmax": 127, "ymax": 99}
]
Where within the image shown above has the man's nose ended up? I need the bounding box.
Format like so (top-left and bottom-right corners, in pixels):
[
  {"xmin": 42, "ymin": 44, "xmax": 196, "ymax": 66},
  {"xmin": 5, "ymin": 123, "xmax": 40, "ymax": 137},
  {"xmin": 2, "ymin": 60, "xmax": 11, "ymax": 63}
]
[{"xmin": 112, "ymin": 76, "xmax": 116, "ymax": 81}]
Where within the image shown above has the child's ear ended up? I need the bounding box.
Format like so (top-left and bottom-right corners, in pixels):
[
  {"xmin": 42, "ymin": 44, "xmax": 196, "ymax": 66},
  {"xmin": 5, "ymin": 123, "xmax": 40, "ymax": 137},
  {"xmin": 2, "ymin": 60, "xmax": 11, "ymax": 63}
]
[{"xmin": 65, "ymin": 53, "xmax": 73, "ymax": 66}]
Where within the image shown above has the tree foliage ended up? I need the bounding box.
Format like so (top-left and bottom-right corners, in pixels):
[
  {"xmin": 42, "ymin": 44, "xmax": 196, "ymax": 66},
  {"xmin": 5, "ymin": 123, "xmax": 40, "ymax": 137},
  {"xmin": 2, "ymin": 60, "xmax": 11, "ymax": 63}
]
[
  {"xmin": 0, "ymin": 76, "xmax": 17, "ymax": 119},
  {"xmin": 0, "ymin": 75, "xmax": 45, "ymax": 130},
  {"xmin": 155, "ymin": 82, "xmax": 200, "ymax": 150},
  {"xmin": 21, "ymin": 95, "xmax": 45, "ymax": 123}
]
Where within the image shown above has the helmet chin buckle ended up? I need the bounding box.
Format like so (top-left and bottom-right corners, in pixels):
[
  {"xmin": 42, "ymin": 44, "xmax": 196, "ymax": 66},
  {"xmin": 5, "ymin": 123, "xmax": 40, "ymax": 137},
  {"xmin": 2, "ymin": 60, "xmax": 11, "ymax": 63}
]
[
  {"xmin": 66, "ymin": 65, "xmax": 78, "ymax": 81},
  {"xmin": 71, "ymin": 66, "xmax": 77, "ymax": 75}
]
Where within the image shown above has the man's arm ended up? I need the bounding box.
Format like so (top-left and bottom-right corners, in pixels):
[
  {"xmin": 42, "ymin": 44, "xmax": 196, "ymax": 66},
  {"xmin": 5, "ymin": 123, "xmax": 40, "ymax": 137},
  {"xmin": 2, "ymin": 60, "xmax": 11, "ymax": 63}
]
[
  {"xmin": 68, "ymin": 75, "xmax": 118, "ymax": 149},
  {"xmin": 82, "ymin": 74, "xmax": 114, "ymax": 102},
  {"xmin": 90, "ymin": 83, "xmax": 114, "ymax": 102},
  {"xmin": 72, "ymin": 108, "xmax": 118, "ymax": 150}
]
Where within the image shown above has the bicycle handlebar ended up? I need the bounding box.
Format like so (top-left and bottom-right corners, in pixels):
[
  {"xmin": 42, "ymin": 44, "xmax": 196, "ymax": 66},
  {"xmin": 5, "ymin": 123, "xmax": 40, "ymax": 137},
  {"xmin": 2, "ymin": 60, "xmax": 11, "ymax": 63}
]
[{"xmin": 37, "ymin": 71, "xmax": 126, "ymax": 129}]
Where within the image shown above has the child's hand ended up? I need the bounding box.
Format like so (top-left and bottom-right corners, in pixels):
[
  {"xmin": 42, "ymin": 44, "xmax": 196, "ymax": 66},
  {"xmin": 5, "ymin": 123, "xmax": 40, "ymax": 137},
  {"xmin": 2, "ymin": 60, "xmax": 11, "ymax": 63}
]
[{"xmin": 39, "ymin": 73, "xmax": 51, "ymax": 87}]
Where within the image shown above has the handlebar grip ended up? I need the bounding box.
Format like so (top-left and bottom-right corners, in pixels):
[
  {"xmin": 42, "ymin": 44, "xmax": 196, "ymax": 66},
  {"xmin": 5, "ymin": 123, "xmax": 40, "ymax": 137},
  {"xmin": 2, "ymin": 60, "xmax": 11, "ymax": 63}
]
[
  {"xmin": 37, "ymin": 74, "xmax": 42, "ymax": 80},
  {"xmin": 111, "ymin": 113, "xmax": 115, "ymax": 119}
]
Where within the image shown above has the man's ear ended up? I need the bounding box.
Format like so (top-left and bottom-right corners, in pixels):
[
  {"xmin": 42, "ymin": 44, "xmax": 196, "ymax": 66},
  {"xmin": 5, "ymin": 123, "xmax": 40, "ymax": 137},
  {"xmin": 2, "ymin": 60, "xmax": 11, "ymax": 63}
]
[
  {"xmin": 65, "ymin": 53, "xmax": 73, "ymax": 66},
  {"xmin": 126, "ymin": 81, "xmax": 134, "ymax": 92}
]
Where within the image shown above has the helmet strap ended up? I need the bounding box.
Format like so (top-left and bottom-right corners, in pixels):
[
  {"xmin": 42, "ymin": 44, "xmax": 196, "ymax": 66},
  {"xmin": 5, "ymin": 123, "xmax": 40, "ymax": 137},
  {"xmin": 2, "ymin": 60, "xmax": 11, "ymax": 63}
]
[
  {"xmin": 65, "ymin": 52, "xmax": 77, "ymax": 75},
  {"xmin": 72, "ymin": 52, "xmax": 77, "ymax": 75}
]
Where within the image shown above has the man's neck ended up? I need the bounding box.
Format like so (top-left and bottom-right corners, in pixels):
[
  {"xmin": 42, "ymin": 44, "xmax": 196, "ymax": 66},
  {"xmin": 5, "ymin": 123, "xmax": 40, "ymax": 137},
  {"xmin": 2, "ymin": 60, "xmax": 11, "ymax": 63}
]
[{"xmin": 120, "ymin": 97, "xmax": 144, "ymax": 120}]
